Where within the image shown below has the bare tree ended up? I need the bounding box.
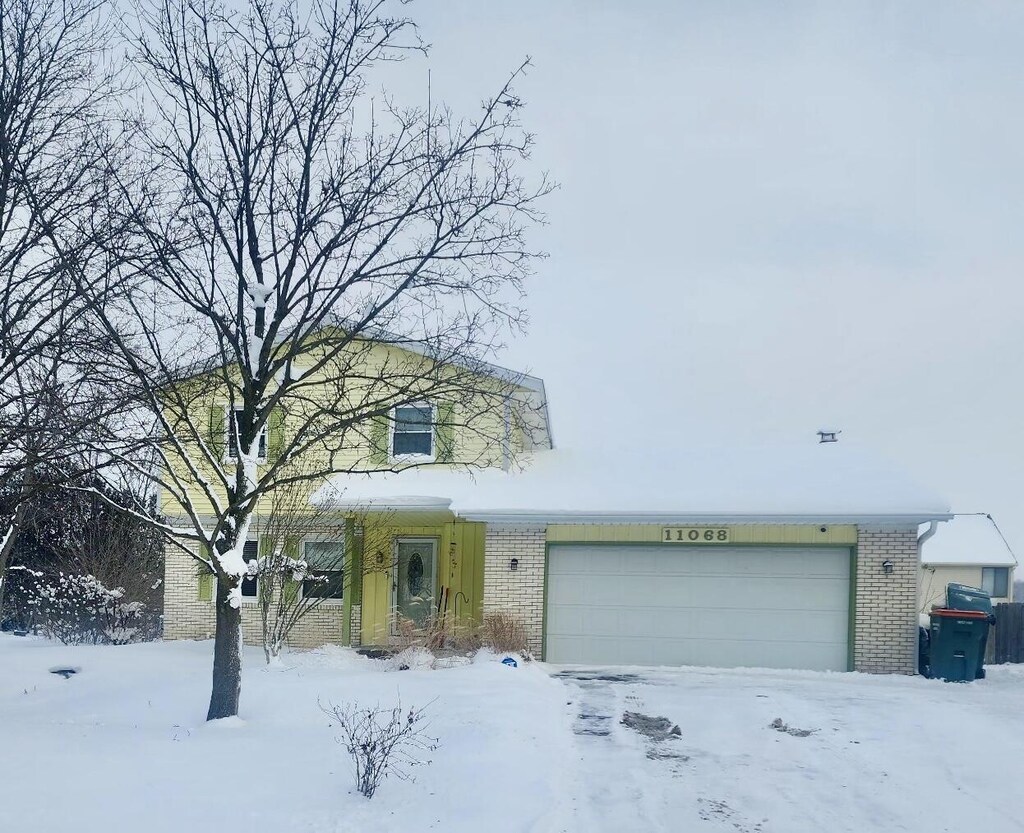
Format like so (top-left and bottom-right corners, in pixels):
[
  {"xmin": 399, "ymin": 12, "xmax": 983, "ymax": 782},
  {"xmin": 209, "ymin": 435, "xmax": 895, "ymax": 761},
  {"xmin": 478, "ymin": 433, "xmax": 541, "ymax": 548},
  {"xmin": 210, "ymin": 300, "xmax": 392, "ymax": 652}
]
[
  {"xmin": 0, "ymin": 0, "xmax": 133, "ymax": 614},
  {"xmin": 257, "ymin": 495, "xmax": 401, "ymax": 663},
  {"xmin": 253, "ymin": 479, "xmax": 350, "ymax": 664},
  {"xmin": 84, "ymin": 0, "xmax": 550, "ymax": 719}
]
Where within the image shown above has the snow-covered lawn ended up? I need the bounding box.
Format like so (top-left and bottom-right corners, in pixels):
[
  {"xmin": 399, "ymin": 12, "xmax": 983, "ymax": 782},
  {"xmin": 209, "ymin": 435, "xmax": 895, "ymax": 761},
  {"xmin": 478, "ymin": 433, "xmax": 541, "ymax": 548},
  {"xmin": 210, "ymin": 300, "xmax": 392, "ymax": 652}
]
[{"xmin": 2, "ymin": 635, "xmax": 1022, "ymax": 833}]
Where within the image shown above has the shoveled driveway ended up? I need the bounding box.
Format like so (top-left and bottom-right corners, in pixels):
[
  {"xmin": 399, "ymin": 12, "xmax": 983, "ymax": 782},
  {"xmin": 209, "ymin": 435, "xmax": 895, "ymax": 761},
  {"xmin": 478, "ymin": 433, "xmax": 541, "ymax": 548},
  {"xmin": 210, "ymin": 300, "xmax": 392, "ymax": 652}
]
[{"xmin": 550, "ymin": 664, "xmax": 1024, "ymax": 833}]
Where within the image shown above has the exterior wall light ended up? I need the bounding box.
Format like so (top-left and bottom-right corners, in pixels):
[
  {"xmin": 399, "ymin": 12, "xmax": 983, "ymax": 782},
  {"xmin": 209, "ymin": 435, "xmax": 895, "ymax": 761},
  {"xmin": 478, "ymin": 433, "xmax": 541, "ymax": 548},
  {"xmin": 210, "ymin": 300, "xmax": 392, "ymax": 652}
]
[
  {"xmin": 882, "ymin": 559, "xmax": 894, "ymax": 575},
  {"xmin": 510, "ymin": 558, "xmax": 519, "ymax": 572}
]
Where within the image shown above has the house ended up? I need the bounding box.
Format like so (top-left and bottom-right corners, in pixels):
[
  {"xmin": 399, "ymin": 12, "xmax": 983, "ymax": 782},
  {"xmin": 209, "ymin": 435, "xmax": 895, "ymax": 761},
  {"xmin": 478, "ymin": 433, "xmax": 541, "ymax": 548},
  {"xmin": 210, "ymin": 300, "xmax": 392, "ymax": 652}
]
[
  {"xmin": 919, "ymin": 514, "xmax": 1016, "ymax": 611},
  {"xmin": 161, "ymin": 339, "xmax": 951, "ymax": 675}
]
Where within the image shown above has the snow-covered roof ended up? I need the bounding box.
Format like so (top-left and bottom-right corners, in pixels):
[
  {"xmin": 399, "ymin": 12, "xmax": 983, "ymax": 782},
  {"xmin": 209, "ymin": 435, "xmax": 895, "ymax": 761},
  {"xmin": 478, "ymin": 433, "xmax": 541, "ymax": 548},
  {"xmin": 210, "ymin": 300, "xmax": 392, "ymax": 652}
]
[
  {"xmin": 313, "ymin": 442, "xmax": 951, "ymax": 524},
  {"xmin": 921, "ymin": 514, "xmax": 1017, "ymax": 567}
]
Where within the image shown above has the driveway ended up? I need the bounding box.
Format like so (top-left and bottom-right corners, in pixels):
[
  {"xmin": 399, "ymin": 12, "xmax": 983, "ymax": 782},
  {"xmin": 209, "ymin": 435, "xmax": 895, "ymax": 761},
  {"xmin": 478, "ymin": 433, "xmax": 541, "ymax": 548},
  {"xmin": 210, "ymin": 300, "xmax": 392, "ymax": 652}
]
[{"xmin": 551, "ymin": 664, "xmax": 1024, "ymax": 832}]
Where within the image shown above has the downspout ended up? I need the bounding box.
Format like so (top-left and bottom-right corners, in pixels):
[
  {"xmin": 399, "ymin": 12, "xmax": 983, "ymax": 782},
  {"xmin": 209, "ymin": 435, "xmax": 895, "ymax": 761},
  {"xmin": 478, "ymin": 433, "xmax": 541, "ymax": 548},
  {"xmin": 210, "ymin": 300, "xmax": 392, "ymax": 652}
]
[
  {"xmin": 913, "ymin": 520, "xmax": 939, "ymax": 674},
  {"xmin": 918, "ymin": 520, "xmax": 939, "ymax": 549}
]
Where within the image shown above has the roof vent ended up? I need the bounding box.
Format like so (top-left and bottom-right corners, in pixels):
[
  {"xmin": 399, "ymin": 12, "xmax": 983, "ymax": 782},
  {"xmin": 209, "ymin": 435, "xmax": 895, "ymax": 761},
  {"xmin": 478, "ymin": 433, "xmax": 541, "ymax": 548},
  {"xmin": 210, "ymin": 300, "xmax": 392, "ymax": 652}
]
[{"xmin": 817, "ymin": 429, "xmax": 840, "ymax": 444}]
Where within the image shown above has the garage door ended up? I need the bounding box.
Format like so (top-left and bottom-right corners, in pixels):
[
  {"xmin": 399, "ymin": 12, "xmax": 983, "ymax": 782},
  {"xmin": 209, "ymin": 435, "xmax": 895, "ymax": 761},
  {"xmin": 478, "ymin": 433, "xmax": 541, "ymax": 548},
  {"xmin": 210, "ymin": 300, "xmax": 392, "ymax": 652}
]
[{"xmin": 546, "ymin": 545, "xmax": 851, "ymax": 671}]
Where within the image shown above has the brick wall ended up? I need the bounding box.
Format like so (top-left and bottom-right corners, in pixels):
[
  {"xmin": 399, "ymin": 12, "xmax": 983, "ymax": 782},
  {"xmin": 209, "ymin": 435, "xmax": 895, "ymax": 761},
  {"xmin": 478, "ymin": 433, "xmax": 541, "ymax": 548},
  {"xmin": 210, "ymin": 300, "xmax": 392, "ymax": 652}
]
[
  {"xmin": 481, "ymin": 525, "xmax": 546, "ymax": 655},
  {"xmin": 163, "ymin": 542, "xmax": 216, "ymax": 639},
  {"xmin": 853, "ymin": 526, "xmax": 920, "ymax": 674},
  {"xmin": 163, "ymin": 541, "xmax": 353, "ymax": 649},
  {"xmin": 165, "ymin": 523, "xmax": 924, "ymax": 673}
]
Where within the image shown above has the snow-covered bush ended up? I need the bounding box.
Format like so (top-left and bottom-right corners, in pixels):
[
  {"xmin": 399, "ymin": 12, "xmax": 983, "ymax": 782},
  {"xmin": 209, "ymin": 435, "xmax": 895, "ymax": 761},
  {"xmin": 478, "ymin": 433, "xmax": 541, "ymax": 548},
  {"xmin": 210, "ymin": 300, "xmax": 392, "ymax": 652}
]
[
  {"xmin": 1, "ymin": 473, "xmax": 164, "ymax": 636},
  {"xmin": 5, "ymin": 566, "xmax": 159, "ymax": 644},
  {"xmin": 322, "ymin": 700, "xmax": 438, "ymax": 799}
]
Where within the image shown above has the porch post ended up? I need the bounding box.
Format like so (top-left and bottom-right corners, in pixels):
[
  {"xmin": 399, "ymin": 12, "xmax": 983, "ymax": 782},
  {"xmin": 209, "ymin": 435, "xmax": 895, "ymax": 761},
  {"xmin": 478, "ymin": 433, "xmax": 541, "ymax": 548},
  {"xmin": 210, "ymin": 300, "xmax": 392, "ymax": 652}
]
[{"xmin": 342, "ymin": 516, "xmax": 356, "ymax": 646}]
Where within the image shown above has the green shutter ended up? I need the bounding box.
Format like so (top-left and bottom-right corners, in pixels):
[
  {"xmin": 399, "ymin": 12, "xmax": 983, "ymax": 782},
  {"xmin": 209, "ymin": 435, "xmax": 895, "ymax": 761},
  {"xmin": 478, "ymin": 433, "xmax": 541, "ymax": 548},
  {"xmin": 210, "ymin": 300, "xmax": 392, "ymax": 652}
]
[
  {"xmin": 209, "ymin": 404, "xmax": 226, "ymax": 460},
  {"xmin": 369, "ymin": 415, "xmax": 389, "ymax": 466},
  {"xmin": 267, "ymin": 406, "xmax": 285, "ymax": 462},
  {"xmin": 197, "ymin": 544, "xmax": 215, "ymax": 601},
  {"xmin": 435, "ymin": 402, "xmax": 456, "ymax": 463},
  {"xmin": 282, "ymin": 536, "xmax": 301, "ymax": 604}
]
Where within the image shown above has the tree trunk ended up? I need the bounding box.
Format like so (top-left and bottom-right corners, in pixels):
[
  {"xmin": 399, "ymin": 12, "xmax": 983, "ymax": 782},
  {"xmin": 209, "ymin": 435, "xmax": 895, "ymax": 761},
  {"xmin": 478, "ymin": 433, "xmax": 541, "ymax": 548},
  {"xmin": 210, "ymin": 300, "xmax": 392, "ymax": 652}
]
[
  {"xmin": 0, "ymin": 520, "xmax": 16, "ymax": 619},
  {"xmin": 207, "ymin": 580, "xmax": 243, "ymax": 720},
  {"xmin": 0, "ymin": 474, "xmax": 34, "ymax": 620}
]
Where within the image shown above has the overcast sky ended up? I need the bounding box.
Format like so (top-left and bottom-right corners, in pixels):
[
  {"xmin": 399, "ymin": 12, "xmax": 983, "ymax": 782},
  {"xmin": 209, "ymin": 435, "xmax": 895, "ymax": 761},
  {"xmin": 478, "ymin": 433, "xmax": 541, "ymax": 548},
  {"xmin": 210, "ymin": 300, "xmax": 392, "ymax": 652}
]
[{"xmin": 395, "ymin": 2, "xmax": 1023, "ymax": 556}]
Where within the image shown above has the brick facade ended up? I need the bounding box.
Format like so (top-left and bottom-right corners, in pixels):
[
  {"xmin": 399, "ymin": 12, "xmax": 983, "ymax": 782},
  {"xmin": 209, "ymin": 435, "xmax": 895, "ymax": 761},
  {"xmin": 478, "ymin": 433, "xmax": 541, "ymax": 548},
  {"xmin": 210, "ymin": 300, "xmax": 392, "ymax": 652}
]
[
  {"xmin": 163, "ymin": 543, "xmax": 356, "ymax": 649},
  {"xmin": 164, "ymin": 524, "xmax": 923, "ymax": 674},
  {"xmin": 481, "ymin": 525, "xmax": 546, "ymax": 655},
  {"xmin": 853, "ymin": 526, "xmax": 920, "ymax": 674}
]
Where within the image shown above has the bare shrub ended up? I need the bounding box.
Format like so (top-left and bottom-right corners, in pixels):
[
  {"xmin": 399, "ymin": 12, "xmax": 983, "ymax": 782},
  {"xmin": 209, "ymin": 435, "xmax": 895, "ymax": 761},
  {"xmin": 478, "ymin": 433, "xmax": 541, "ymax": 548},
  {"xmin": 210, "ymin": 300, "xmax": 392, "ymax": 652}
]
[
  {"xmin": 321, "ymin": 700, "xmax": 438, "ymax": 799},
  {"xmin": 393, "ymin": 613, "xmax": 484, "ymax": 656},
  {"xmin": 480, "ymin": 612, "xmax": 529, "ymax": 655},
  {"xmin": 389, "ymin": 611, "xmax": 529, "ymax": 658}
]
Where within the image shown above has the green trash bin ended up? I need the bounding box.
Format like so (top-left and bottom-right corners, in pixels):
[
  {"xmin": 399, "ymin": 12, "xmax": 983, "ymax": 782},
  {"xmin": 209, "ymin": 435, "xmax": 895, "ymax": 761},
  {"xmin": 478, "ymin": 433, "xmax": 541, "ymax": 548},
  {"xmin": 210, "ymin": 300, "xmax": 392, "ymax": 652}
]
[
  {"xmin": 928, "ymin": 609, "xmax": 990, "ymax": 682},
  {"xmin": 945, "ymin": 583, "xmax": 996, "ymax": 679}
]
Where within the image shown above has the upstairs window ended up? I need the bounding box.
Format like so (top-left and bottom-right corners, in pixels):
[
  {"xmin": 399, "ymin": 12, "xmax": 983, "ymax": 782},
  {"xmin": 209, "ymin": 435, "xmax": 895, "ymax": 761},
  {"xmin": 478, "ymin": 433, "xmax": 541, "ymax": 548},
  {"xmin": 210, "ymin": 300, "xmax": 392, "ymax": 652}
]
[
  {"xmin": 982, "ymin": 567, "xmax": 1009, "ymax": 598},
  {"xmin": 228, "ymin": 407, "xmax": 267, "ymax": 460},
  {"xmin": 391, "ymin": 404, "xmax": 434, "ymax": 459}
]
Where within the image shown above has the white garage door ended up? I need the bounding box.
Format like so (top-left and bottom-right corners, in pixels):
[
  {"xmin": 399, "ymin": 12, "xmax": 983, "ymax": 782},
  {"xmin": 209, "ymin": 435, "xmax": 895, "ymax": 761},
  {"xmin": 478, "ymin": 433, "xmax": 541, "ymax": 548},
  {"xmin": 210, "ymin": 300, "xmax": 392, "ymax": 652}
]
[{"xmin": 546, "ymin": 545, "xmax": 851, "ymax": 671}]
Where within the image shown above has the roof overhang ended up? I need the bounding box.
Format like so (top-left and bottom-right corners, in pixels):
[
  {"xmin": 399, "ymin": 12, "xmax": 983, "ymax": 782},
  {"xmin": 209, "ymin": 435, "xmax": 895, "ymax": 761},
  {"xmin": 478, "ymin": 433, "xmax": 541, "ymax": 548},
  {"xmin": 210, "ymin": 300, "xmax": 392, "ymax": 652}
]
[
  {"xmin": 455, "ymin": 510, "xmax": 954, "ymax": 526},
  {"xmin": 922, "ymin": 560, "xmax": 1016, "ymax": 568}
]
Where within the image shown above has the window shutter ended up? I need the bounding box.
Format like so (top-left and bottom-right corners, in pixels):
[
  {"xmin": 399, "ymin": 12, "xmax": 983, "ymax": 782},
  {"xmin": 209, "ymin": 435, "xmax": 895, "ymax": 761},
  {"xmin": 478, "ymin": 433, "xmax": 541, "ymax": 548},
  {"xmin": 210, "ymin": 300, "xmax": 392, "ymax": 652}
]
[
  {"xmin": 267, "ymin": 406, "xmax": 285, "ymax": 462},
  {"xmin": 197, "ymin": 544, "xmax": 215, "ymax": 602},
  {"xmin": 198, "ymin": 572, "xmax": 215, "ymax": 602},
  {"xmin": 369, "ymin": 415, "xmax": 389, "ymax": 466},
  {"xmin": 435, "ymin": 403, "xmax": 456, "ymax": 463},
  {"xmin": 282, "ymin": 537, "xmax": 301, "ymax": 605},
  {"xmin": 209, "ymin": 404, "xmax": 226, "ymax": 460}
]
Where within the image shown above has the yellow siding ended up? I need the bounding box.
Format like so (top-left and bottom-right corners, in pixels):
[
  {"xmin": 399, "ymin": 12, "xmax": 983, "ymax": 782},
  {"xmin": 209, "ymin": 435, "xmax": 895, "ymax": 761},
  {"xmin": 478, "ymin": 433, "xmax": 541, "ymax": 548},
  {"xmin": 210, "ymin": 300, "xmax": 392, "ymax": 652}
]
[
  {"xmin": 545, "ymin": 524, "xmax": 858, "ymax": 545},
  {"xmin": 919, "ymin": 564, "xmax": 1014, "ymax": 612},
  {"xmin": 358, "ymin": 520, "xmax": 486, "ymax": 646},
  {"xmin": 160, "ymin": 337, "xmax": 532, "ymax": 519}
]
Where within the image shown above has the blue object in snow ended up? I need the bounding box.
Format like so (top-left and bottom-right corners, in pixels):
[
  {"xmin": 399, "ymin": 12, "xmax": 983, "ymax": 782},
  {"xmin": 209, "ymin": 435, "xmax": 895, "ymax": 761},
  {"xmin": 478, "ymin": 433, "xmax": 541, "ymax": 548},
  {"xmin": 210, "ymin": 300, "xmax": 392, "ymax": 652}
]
[{"xmin": 501, "ymin": 657, "xmax": 518, "ymax": 668}]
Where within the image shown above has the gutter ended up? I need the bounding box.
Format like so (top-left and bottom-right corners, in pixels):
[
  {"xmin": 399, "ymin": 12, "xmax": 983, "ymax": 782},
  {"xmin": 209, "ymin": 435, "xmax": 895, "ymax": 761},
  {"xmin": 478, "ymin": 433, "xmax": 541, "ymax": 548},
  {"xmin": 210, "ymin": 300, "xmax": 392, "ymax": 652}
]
[{"xmin": 457, "ymin": 510, "xmax": 954, "ymax": 525}]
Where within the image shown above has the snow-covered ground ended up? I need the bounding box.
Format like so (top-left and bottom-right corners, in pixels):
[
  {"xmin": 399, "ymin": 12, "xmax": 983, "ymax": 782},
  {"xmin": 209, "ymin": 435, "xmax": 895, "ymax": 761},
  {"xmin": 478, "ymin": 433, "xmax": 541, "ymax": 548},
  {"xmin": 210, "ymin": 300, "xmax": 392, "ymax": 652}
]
[{"xmin": 2, "ymin": 635, "xmax": 1022, "ymax": 833}]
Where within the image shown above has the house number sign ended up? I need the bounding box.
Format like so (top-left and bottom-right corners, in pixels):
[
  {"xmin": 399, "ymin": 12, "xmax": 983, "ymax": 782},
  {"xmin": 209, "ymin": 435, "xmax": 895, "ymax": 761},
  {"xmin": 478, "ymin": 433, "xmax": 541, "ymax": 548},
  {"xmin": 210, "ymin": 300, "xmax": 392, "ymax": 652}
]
[{"xmin": 663, "ymin": 527, "xmax": 731, "ymax": 543}]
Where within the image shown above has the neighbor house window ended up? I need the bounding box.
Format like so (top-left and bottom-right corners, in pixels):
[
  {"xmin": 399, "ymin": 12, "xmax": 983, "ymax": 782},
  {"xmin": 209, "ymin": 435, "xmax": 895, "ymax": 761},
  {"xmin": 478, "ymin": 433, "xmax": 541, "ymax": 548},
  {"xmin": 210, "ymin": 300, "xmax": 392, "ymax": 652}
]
[
  {"xmin": 982, "ymin": 567, "xmax": 1009, "ymax": 598},
  {"xmin": 240, "ymin": 540, "xmax": 259, "ymax": 598},
  {"xmin": 391, "ymin": 404, "xmax": 434, "ymax": 458},
  {"xmin": 228, "ymin": 407, "xmax": 267, "ymax": 460},
  {"xmin": 302, "ymin": 540, "xmax": 345, "ymax": 600}
]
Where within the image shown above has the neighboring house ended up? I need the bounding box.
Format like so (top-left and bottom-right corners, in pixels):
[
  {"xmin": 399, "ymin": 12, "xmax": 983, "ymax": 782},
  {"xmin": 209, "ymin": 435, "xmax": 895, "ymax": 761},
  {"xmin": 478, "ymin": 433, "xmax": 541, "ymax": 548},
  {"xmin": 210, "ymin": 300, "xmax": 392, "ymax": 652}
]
[
  {"xmin": 919, "ymin": 514, "xmax": 1016, "ymax": 611},
  {"xmin": 162, "ymin": 339, "xmax": 951, "ymax": 675}
]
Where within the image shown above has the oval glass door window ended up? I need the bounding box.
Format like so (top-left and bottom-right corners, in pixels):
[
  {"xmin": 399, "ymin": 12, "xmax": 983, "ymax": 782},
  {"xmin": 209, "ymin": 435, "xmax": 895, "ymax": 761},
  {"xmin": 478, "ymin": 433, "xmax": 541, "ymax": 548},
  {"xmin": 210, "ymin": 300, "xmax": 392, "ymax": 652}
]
[
  {"xmin": 407, "ymin": 552, "xmax": 424, "ymax": 596},
  {"xmin": 394, "ymin": 540, "xmax": 437, "ymax": 631}
]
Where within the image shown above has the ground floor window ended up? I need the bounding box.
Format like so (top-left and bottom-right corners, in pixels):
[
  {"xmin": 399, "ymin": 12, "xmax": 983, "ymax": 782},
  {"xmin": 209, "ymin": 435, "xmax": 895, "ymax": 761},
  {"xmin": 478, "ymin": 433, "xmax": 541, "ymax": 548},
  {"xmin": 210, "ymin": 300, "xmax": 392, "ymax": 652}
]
[
  {"xmin": 240, "ymin": 541, "xmax": 259, "ymax": 598},
  {"xmin": 302, "ymin": 540, "xmax": 345, "ymax": 600}
]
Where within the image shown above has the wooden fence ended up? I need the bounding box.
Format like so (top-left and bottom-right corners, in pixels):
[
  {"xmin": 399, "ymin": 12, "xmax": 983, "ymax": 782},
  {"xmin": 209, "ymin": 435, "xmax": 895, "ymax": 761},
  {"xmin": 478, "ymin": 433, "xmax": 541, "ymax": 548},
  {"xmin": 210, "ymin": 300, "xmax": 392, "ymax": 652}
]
[{"xmin": 985, "ymin": 603, "xmax": 1024, "ymax": 664}]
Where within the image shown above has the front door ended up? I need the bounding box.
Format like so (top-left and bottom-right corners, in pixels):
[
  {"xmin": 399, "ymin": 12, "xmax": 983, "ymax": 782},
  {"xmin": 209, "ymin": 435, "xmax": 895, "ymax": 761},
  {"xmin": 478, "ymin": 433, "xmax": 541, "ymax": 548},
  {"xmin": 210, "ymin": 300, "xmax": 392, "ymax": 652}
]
[{"xmin": 393, "ymin": 539, "xmax": 438, "ymax": 633}]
